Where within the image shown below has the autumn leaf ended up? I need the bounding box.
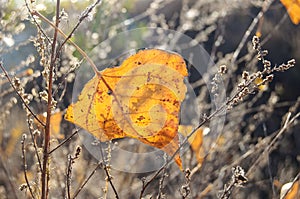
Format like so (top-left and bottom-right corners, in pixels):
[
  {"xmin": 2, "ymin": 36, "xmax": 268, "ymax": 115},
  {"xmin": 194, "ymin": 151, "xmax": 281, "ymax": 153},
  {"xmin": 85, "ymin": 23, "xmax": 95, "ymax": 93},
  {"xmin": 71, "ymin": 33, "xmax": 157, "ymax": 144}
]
[
  {"xmin": 254, "ymin": 77, "xmax": 268, "ymax": 92},
  {"xmin": 281, "ymin": 181, "xmax": 300, "ymax": 199},
  {"xmin": 179, "ymin": 125, "xmax": 213, "ymax": 165},
  {"xmin": 65, "ymin": 49, "xmax": 188, "ymax": 168},
  {"xmin": 37, "ymin": 111, "xmax": 63, "ymax": 139},
  {"xmin": 281, "ymin": 0, "xmax": 300, "ymax": 25}
]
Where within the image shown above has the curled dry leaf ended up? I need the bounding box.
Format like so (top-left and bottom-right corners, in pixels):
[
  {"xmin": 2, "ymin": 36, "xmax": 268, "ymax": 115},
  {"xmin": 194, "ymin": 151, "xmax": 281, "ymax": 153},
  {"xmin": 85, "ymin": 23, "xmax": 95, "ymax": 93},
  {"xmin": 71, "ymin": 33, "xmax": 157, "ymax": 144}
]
[{"xmin": 65, "ymin": 49, "xmax": 188, "ymax": 169}]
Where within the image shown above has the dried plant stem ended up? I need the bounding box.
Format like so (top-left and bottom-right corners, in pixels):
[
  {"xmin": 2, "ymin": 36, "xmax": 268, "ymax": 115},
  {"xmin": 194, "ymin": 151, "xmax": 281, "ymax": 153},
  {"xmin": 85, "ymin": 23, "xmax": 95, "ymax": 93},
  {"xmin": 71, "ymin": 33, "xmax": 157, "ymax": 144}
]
[
  {"xmin": 157, "ymin": 168, "xmax": 167, "ymax": 199},
  {"xmin": 0, "ymin": 62, "xmax": 45, "ymax": 126},
  {"xmin": 24, "ymin": 0, "xmax": 51, "ymax": 43},
  {"xmin": 33, "ymin": 9, "xmax": 143, "ymax": 139},
  {"xmin": 21, "ymin": 135, "xmax": 36, "ymax": 199},
  {"xmin": 261, "ymin": 13, "xmax": 288, "ymax": 46},
  {"xmin": 31, "ymin": 10, "xmax": 98, "ymax": 74},
  {"xmin": 27, "ymin": 118, "xmax": 42, "ymax": 172},
  {"xmin": 219, "ymin": 166, "xmax": 247, "ymax": 199},
  {"xmin": 246, "ymin": 112, "xmax": 300, "ymax": 176},
  {"xmin": 139, "ymin": 71, "xmax": 262, "ymax": 198},
  {"xmin": 57, "ymin": 0, "xmax": 102, "ymax": 52},
  {"xmin": 41, "ymin": 1, "xmax": 60, "ymax": 198},
  {"xmin": 72, "ymin": 161, "xmax": 103, "ymax": 199},
  {"xmin": 231, "ymin": 0, "xmax": 274, "ymax": 64},
  {"xmin": 99, "ymin": 142, "xmax": 119, "ymax": 198},
  {"xmin": 48, "ymin": 129, "xmax": 79, "ymax": 155},
  {"xmin": 66, "ymin": 155, "xmax": 73, "ymax": 199}
]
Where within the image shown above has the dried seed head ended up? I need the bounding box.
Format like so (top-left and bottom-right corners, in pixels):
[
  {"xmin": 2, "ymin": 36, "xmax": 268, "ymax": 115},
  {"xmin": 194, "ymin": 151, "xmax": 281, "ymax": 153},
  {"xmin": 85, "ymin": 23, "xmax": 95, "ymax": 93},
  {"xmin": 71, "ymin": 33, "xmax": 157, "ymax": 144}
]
[
  {"xmin": 263, "ymin": 60, "xmax": 271, "ymax": 68},
  {"xmin": 265, "ymin": 74, "xmax": 274, "ymax": 82},
  {"xmin": 218, "ymin": 65, "xmax": 227, "ymax": 74},
  {"xmin": 13, "ymin": 77, "xmax": 21, "ymax": 88},
  {"xmin": 287, "ymin": 59, "xmax": 296, "ymax": 67},
  {"xmin": 242, "ymin": 71, "xmax": 249, "ymax": 80},
  {"xmin": 252, "ymin": 36, "xmax": 260, "ymax": 50},
  {"xmin": 256, "ymin": 71, "xmax": 262, "ymax": 79},
  {"xmin": 232, "ymin": 166, "xmax": 248, "ymax": 186},
  {"xmin": 261, "ymin": 50, "xmax": 268, "ymax": 56}
]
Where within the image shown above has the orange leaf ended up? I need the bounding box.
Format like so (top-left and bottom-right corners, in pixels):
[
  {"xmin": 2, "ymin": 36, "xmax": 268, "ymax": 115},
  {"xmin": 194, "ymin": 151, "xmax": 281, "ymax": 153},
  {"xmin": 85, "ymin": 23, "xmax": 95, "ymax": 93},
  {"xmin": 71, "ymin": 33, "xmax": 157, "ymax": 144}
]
[
  {"xmin": 281, "ymin": 181, "xmax": 300, "ymax": 199},
  {"xmin": 254, "ymin": 77, "xmax": 268, "ymax": 92},
  {"xmin": 37, "ymin": 111, "xmax": 63, "ymax": 139},
  {"xmin": 65, "ymin": 49, "xmax": 188, "ymax": 169},
  {"xmin": 281, "ymin": 0, "xmax": 300, "ymax": 25},
  {"xmin": 179, "ymin": 125, "xmax": 205, "ymax": 164}
]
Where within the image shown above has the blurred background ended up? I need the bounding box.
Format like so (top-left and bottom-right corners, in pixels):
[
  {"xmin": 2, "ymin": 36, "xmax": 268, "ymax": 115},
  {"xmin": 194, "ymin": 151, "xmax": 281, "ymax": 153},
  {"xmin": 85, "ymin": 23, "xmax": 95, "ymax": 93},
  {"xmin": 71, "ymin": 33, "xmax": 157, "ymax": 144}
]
[{"xmin": 1, "ymin": 0, "xmax": 300, "ymax": 198}]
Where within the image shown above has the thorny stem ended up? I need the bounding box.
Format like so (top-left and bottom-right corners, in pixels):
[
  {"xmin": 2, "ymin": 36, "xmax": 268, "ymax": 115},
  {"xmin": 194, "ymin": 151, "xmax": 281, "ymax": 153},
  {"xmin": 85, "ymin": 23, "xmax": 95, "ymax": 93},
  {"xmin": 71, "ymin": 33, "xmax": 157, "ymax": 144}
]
[
  {"xmin": 0, "ymin": 62, "xmax": 45, "ymax": 126},
  {"xmin": 21, "ymin": 135, "xmax": 36, "ymax": 199},
  {"xmin": 41, "ymin": 0, "xmax": 60, "ymax": 198}
]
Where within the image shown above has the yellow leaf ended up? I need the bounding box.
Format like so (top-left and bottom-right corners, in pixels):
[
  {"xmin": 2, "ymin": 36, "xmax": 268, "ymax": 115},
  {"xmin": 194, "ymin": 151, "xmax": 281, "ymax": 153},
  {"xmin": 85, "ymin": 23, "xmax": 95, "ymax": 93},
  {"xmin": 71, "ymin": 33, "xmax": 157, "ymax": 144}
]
[
  {"xmin": 65, "ymin": 49, "xmax": 188, "ymax": 169},
  {"xmin": 254, "ymin": 77, "xmax": 267, "ymax": 92},
  {"xmin": 281, "ymin": 0, "xmax": 300, "ymax": 25}
]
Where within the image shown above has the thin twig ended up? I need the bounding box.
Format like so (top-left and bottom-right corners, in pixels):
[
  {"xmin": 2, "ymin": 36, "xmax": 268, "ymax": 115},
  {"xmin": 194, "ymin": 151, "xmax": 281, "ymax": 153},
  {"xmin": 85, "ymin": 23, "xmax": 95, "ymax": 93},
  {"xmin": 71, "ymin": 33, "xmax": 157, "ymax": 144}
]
[
  {"xmin": 139, "ymin": 69, "xmax": 262, "ymax": 198},
  {"xmin": 66, "ymin": 155, "xmax": 72, "ymax": 199},
  {"xmin": 0, "ymin": 62, "xmax": 45, "ymax": 126},
  {"xmin": 98, "ymin": 141, "xmax": 120, "ymax": 198},
  {"xmin": 21, "ymin": 134, "xmax": 36, "ymax": 199},
  {"xmin": 261, "ymin": 13, "xmax": 288, "ymax": 46},
  {"xmin": 231, "ymin": 0, "xmax": 274, "ymax": 64},
  {"xmin": 24, "ymin": 0, "xmax": 51, "ymax": 43},
  {"xmin": 72, "ymin": 161, "xmax": 103, "ymax": 199},
  {"xmin": 31, "ymin": 10, "xmax": 98, "ymax": 74},
  {"xmin": 41, "ymin": 1, "xmax": 60, "ymax": 198},
  {"xmin": 157, "ymin": 168, "xmax": 167, "ymax": 199},
  {"xmin": 57, "ymin": 0, "xmax": 102, "ymax": 53},
  {"xmin": 26, "ymin": 118, "xmax": 42, "ymax": 172},
  {"xmin": 246, "ymin": 112, "xmax": 300, "ymax": 176},
  {"xmin": 48, "ymin": 129, "xmax": 79, "ymax": 155},
  {"xmin": 53, "ymin": 0, "xmax": 102, "ymax": 96}
]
